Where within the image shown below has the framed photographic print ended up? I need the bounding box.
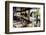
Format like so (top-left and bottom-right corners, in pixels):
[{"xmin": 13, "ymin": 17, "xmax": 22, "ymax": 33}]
[{"xmin": 5, "ymin": 1, "xmax": 45, "ymax": 34}]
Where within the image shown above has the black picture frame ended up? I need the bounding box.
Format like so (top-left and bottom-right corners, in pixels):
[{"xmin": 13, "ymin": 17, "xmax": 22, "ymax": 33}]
[{"xmin": 5, "ymin": 1, "xmax": 45, "ymax": 34}]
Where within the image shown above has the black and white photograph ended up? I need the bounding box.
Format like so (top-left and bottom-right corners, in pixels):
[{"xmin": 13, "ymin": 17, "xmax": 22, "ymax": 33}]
[
  {"xmin": 13, "ymin": 7, "xmax": 40, "ymax": 28},
  {"xmin": 5, "ymin": 1, "xmax": 45, "ymax": 34}
]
